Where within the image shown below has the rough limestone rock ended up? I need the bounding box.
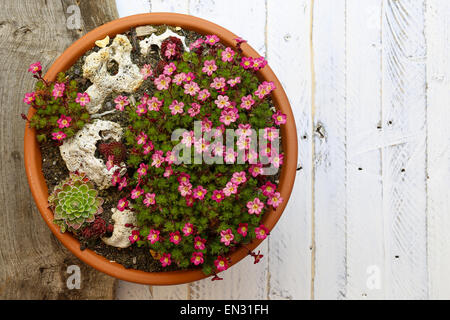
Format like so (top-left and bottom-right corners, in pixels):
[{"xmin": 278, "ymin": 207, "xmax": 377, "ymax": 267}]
[
  {"xmin": 83, "ymin": 34, "xmax": 144, "ymax": 114},
  {"xmin": 102, "ymin": 208, "xmax": 137, "ymax": 248},
  {"xmin": 139, "ymin": 28, "xmax": 189, "ymax": 57},
  {"xmin": 59, "ymin": 120, "xmax": 125, "ymax": 190}
]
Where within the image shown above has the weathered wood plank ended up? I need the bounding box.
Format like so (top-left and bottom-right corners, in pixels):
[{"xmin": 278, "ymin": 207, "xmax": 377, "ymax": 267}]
[
  {"xmin": 0, "ymin": 0, "xmax": 118, "ymax": 299},
  {"xmin": 381, "ymin": 0, "xmax": 428, "ymax": 299},
  {"xmin": 345, "ymin": 0, "xmax": 385, "ymax": 299},
  {"xmin": 426, "ymin": 0, "xmax": 450, "ymax": 300},
  {"xmin": 266, "ymin": 0, "xmax": 312, "ymax": 300},
  {"xmin": 311, "ymin": 0, "xmax": 348, "ymax": 299}
]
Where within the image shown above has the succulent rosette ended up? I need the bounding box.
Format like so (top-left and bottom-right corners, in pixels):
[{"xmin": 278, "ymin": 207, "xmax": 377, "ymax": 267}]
[{"xmin": 48, "ymin": 172, "xmax": 104, "ymax": 232}]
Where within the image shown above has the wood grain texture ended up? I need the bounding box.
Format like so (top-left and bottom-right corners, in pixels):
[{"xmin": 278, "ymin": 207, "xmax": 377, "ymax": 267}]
[
  {"xmin": 311, "ymin": 0, "xmax": 348, "ymax": 299},
  {"xmin": 381, "ymin": 0, "xmax": 428, "ymax": 299},
  {"xmin": 0, "ymin": 0, "xmax": 118, "ymax": 299},
  {"xmin": 426, "ymin": 0, "xmax": 450, "ymax": 300},
  {"xmin": 266, "ymin": 0, "xmax": 312, "ymax": 300}
]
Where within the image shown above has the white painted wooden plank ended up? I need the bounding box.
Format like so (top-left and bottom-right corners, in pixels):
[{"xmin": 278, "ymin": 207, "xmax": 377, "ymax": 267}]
[
  {"xmin": 311, "ymin": 0, "xmax": 347, "ymax": 300},
  {"xmin": 151, "ymin": 0, "xmax": 190, "ymax": 13},
  {"xmin": 116, "ymin": 0, "xmax": 151, "ymax": 17},
  {"xmin": 187, "ymin": 0, "xmax": 269, "ymax": 300},
  {"xmin": 345, "ymin": 0, "xmax": 385, "ymax": 299},
  {"xmin": 266, "ymin": 0, "xmax": 312, "ymax": 300},
  {"xmin": 381, "ymin": 0, "xmax": 428, "ymax": 299},
  {"xmin": 426, "ymin": 0, "xmax": 450, "ymax": 300},
  {"xmin": 116, "ymin": 281, "xmax": 153, "ymax": 299}
]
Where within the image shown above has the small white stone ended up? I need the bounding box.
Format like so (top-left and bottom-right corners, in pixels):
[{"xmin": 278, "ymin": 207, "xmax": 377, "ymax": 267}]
[
  {"xmin": 139, "ymin": 28, "xmax": 189, "ymax": 57},
  {"xmin": 135, "ymin": 25, "xmax": 157, "ymax": 37},
  {"xmin": 102, "ymin": 208, "xmax": 138, "ymax": 249},
  {"xmin": 59, "ymin": 119, "xmax": 125, "ymax": 190},
  {"xmin": 95, "ymin": 35, "xmax": 110, "ymax": 48},
  {"xmin": 83, "ymin": 34, "xmax": 144, "ymax": 114}
]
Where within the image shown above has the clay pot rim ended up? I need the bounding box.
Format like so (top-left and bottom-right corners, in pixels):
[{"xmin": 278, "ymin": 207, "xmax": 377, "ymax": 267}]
[{"xmin": 24, "ymin": 13, "xmax": 298, "ymax": 285}]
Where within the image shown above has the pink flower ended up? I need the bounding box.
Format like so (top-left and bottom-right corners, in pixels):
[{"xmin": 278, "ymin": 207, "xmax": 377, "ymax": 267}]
[
  {"xmin": 236, "ymin": 123, "xmax": 252, "ymax": 136},
  {"xmin": 143, "ymin": 142, "xmax": 154, "ymax": 155},
  {"xmin": 137, "ymin": 163, "xmax": 148, "ymax": 177},
  {"xmin": 183, "ymin": 81, "xmax": 200, "ymax": 96},
  {"xmin": 131, "ymin": 187, "xmax": 144, "ymax": 199},
  {"xmin": 240, "ymin": 95, "xmax": 255, "ymax": 110},
  {"xmin": 194, "ymin": 138, "xmax": 209, "ymax": 154},
  {"xmin": 189, "ymin": 38, "xmax": 204, "ymax": 49},
  {"xmin": 163, "ymin": 62, "xmax": 176, "ymax": 76},
  {"xmin": 270, "ymin": 153, "xmax": 284, "ymax": 168},
  {"xmin": 264, "ymin": 127, "xmax": 279, "ymax": 141},
  {"xmin": 178, "ymin": 173, "xmax": 191, "ymax": 184},
  {"xmin": 151, "ymin": 150, "xmax": 165, "ymax": 168},
  {"xmin": 143, "ymin": 193, "xmax": 156, "ymax": 207},
  {"xmin": 164, "ymin": 43, "xmax": 177, "ymax": 59},
  {"xmin": 221, "ymin": 47, "xmax": 235, "ymax": 62},
  {"xmin": 255, "ymin": 81, "xmax": 275, "ymax": 99},
  {"xmin": 111, "ymin": 170, "xmax": 121, "ymax": 186},
  {"xmin": 255, "ymin": 224, "xmax": 270, "ymax": 240},
  {"xmin": 118, "ymin": 177, "xmax": 127, "ymax": 191},
  {"xmin": 193, "ymin": 185, "xmax": 207, "ymax": 200},
  {"xmin": 234, "ymin": 37, "xmax": 247, "ymax": 45},
  {"xmin": 188, "ymin": 103, "xmax": 201, "ymax": 117},
  {"xmin": 178, "ymin": 182, "xmax": 193, "ymax": 197},
  {"xmin": 160, "ymin": 253, "xmax": 172, "ymax": 267},
  {"xmin": 165, "ymin": 151, "xmax": 177, "ymax": 164},
  {"xmin": 247, "ymin": 197, "xmax": 264, "ymax": 215},
  {"xmin": 185, "ymin": 72, "xmax": 196, "ymax": 82},
  {"xmin": 272, "ymin": 110, "xmax": 287, "ymax": 125},
  {"xmin": 261, "ymin": 181, "xmax": 277, "ymax": 196},
  {"xmin": 202, "ymin": 59, "xmax": 217, "ymax": 76},
  {"xmin": 28, "ymin": 61, "xmax": 42, "ymax": 74},
  {"xmin": 211, "ymin": 142, "xmax": 224, "ymax": 157},
  {"xmin": 114, "ymin": 95, "xmax": 129, "ymax": 111},
  {"xmin": 249, "ymin": 163, "xmax": 264, "ymax": 177},
  {"xmin": 214, "ymin": 256, "xmax": 228, "ymax": 272},
  {"xmin": 201, "ymin": 117, "xmax": 212, "ymax": 132},
  {"xmin": 106, "ymin": 155, "xmax": 114, "ymax": 171},
  {"xmin": 169, "ymin": 100, "xmax": 184, "ymax": 115},
  {"xmin": 136, "ymin": 103, "xmax": 147, "ymax": 116},
  {"xmin": 23, "ymin": 92, "xmax": 35, "ymax": 105},
  {"xmin": 57, "ymin": 115, "xmax": 71, "ymax": 128},
  {"xmin": 210, "ymin": 77, "xmax": 226, "ymax": 90},
  {"xmin": 240, "ymin": 56, "xmax": 253, "ymax": 69},
  {"xmin": 212, "ymin": 190, "xmax": 225, "ymax": 203},
  {"xmin": 185, "ymin": 195, "xmax": 194, "ymax": 207},
  {"xmin": 129, "ymin": 230, "xmax": 140, "ymax": 244},
  {"xmin": 75, "ymin": 92, "xmax": 90, "ymax": 106},
  {"xmin": 214, "ymin": 95, "xmax": 231, "ymax": 109},
  {"xmin": 51, "ymin": 131, "xmax": 67, "ymax": 141},
  {"xmin": 136, "ymin": 132, "xmax": 147, "ymax": 145},
  {"xmin": 205, "ymin": 34, "xmax": 220, "ymax": 46},
  {"xmin": 268, "ymin": 192, "xmax": 283, "ymax": 208},
  {"xmin": 227, "ymin": 77, "xmax": 241, "ymax": 87},
  {"xmin": 147, "ymin": 229, "xmax": 160, "ymax": 244},
  {"xmin": 173, "ymin": 72, "xmax": 186, "ymax": 85},
  {"xmin": 170, "ymin": 231, "xmax": 182, "ymax": 245},
  {"xmin": 223, "ymin": 182, "xmax": 238, "ymax": 197},
  {"xmin": 154, "ymin": 74, "xmax": 171, "ymax": 90},
  {"xmin": 140, "ymin": 64, "xmax": 153, "ymax": 80},
  {"xmin": 252, "ymin": 56, "xmax": 267, "ymax": 70},
  {"xmin": 117, "ymin": 197, "xmax": 128, "ymax": 211},
  {"xmin": 197, "ymin": 89, "xmax": 211, "ymax": 102},
  {"xmin": 147, "ymin": 96, "xmax": 163, "ymax": 111},
  {"xmin": 224, "ymin": 148, "xmax": 237, "ymax": 164},
  {"xmin": 181, "ymin": 131, "xmax": 194, "ymax": 147},
  {"xmin": 231, "ymin": 171, "xmax": 247, "ymax": 185},
  {"xmin": 194, "ymin": 236, "xmax": 206, "ymax": 250},
  {"xmin": 220, "ymin": 229, "xmax": 234, "ymax": 246},
  {"xmin": 52, "ymin": 83, "xmax": 65, "ymax": 99},
  {"xmin": 164, "ymin": 165, "xmax": 173, "ymax": 178},
  {"xmin": 183, "ymin": 222, "xmax": 194, "ymax": 236},
  {"xmin": 220, "ymin": 109, "xmax": 239, "ymax": 126},
  {"xmin": 237, "ymin": 136, "xmax": 251, "ymax": 150},
  {"xmin": 191, "ymin": 252, "xmax": 204, "ymax": 266},
  {"xmin": 237, "ymin": 223, "xmax": 248, "ymax": 237}
]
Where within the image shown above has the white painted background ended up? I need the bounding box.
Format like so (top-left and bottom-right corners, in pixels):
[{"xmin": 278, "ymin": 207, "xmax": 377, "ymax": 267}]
[{"xmin": 113, "ymin": 0, "xmax": 450, "ymax": 300}]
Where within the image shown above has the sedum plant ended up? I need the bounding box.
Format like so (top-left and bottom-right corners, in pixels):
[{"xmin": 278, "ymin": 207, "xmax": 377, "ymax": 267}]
[{"xmin": 49, "ymin": 172, "xmax": 104, "ymax": 233}]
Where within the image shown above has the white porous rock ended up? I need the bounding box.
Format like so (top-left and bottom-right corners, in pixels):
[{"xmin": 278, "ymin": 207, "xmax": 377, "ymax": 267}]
[
  {"xmin": 139, "ymin": 28, "xmax": 189, "ymax": 57},
  {"xmin": 102, "ymin": 208, "xmax": 138, "ymax": 248},
  {"xmin": 82, "ymin": 34, "xmax": 144, "ymax": 114},
  {"xmin": 59, "ymin": 119, "xmax": 125, "ymax": 190}
]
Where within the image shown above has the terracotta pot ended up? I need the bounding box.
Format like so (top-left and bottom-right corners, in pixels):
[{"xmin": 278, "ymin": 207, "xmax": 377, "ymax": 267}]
[{"xmin": 24, "ymin": 13, "xmax": 298, "ymax": 285}]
